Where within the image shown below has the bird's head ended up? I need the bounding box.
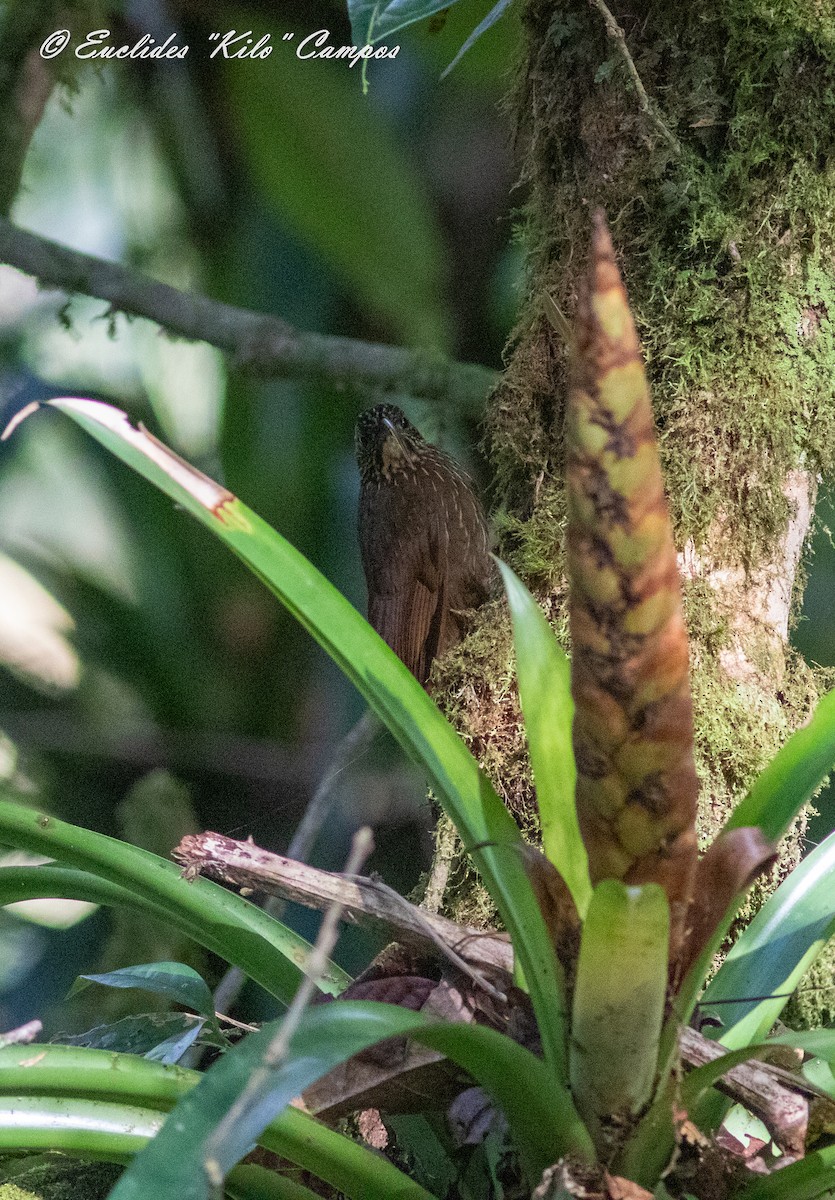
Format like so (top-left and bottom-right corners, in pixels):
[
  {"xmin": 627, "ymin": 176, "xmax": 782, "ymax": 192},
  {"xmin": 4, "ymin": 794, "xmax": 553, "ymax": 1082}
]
[{"xmin": 355, "ymin": 404, "xmax": 425, "ymax": 483}]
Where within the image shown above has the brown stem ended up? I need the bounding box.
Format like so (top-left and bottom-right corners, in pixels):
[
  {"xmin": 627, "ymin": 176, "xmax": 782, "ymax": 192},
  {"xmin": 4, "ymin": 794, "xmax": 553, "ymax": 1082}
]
[
  {"xmin": 587, "ymin": 0, "xmax": 680, "ymax": 155},
  {"xmin": 0, "ymin": 217, "xmax": 497, "ymax": 410},
  {"xmin": 679, "ymin": 1026, "xmax": 809, "ymax": 1159},
  {"xmin": 173, "ymin": 830, "xmax": 513, "ymax": 981}
]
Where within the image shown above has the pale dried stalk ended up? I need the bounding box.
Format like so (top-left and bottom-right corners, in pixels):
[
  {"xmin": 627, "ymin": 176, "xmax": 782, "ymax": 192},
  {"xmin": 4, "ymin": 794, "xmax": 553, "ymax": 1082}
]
[
  {"xmin": 201, "ymin": 827, "xmax": 374, "ymax": 1195},
  {"xmin": 175, "ymin": 830, "xmax": 513, "ymax": 985}
]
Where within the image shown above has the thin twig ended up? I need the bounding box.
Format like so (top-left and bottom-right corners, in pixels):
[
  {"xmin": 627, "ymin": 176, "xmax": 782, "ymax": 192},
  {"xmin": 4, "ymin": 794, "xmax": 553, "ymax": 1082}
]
[
  {"xmin": 588, "ymin": 0, "xmax": 681, "ymax": 155},
  {"xmin": 214, "ymin": 1012, "xmax": 259, "ymax": 1034},
  {"xmin": 0, "ymin": 1019, "xmax": 42, "ymax": 1047},
  {"xmin": 201, "ymin": 827, "xmax": 374, "ymax": 1196},
  {"xmin": 211, "ymin": 711, "xmax": 379, "ymax": 1015},
  {"xmin": 345, "ymin": 872, "xmax": 507, "ymax": 1004},
  {"xmin": 286, "ymin": 712, "xmax": 379, "ymax": 867},
  {"xmin": 0, "ymin": 217, "xmax": 497, "ymax": 411}
]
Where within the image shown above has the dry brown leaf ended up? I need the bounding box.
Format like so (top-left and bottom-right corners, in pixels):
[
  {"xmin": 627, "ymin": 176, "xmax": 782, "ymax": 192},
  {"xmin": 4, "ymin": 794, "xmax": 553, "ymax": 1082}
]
[{"xmin": 679, "ymin": 827, "xmax": 777, "ymax": 979}]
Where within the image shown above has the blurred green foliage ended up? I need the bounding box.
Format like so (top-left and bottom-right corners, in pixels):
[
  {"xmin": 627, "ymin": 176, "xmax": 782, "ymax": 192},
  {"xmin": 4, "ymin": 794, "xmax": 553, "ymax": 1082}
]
[{"xmin": 0, "ymin": 0, "xmax": 520, "ymax": 1030}]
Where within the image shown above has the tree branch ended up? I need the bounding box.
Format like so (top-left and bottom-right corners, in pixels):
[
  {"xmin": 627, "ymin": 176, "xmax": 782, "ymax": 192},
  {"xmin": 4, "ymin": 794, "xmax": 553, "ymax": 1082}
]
[
  {"xmin": 173, "ymin": 830, "xmax": 514, "ymax": 980},
  {"xmin": 679, "ymin": 1026, "xmax": 810, "ymax": 1159},
  {"xmin": 0, "ymin": 217, "xmax": 498, "ymax": 410}
]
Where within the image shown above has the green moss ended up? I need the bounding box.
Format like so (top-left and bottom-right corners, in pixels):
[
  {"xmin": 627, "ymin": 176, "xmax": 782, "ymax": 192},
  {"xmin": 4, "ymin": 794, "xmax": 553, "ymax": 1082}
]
[
  {"xmin": 748, "ymin": 0, "xmax": 835, "ymax": 48},
  {"xmin": 429, "ymin": 600, "xmax": 548, "ymax": 925},
  {"xmin": 0, "ymin": 1156, "xmax": 121, "ymax": 1200},
  {"xmin": 785, "ymin": 941, "xmax": 835, "ymax": 1030},
  {"xmin": 425, "ymin": 811, "xmax": 496, "ymax": 929},
  {"xmin": 489, "ymin": 0, "xmax": 835, "ymax": 573},
  {"xmin": 687, "ymin": 635, "xmax": 817, "ymax": 837}
]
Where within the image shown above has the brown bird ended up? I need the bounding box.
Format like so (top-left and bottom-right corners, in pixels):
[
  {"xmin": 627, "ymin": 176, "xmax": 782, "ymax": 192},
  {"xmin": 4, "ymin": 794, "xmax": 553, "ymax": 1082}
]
[{"xmin": 356, "ymin": 404, "xmax": 492, "ymax": 685}]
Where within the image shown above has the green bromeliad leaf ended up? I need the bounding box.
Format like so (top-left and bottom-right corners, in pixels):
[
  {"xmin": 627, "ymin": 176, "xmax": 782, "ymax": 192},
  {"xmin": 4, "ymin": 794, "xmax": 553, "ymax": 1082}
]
[
  {"xmin": 498, "ymin": 559, "xmax": 591, "ymax": 916},
  {"xmin": 0, "ymin": 1043, "xmax": 433, "ymax": 1200},
  {"xmin": 109, "ymin": 1002, "xmax": 586, "ymax": 1200},
  {"xmin": 570, "ymin": 880, "xmax": 669, "ymax": 1152},
  {"xmin": 700, "ymin": 830, "xmax": 835, "ymax": 1047},
  {"xmin": 0, "ymin": 797, "xmax": 349, "ymax": 1002}
]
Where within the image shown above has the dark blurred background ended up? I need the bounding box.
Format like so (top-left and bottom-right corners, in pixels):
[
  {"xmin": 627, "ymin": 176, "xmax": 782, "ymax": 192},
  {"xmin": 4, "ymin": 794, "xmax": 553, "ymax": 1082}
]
[
  {"xmin": 0, "ymin": 0, "xmax": 524, "ymax": 1030},
  {"xmin": 0, "ymin": 0, "xmax": 833, "ymax": 1034}
]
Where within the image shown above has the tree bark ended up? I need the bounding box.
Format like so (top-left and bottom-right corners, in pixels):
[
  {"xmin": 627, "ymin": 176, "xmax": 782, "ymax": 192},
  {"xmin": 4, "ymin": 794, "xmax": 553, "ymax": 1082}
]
[{"xmin": 433, "ymin": 2, "xmax": 835, "ymax": 1023}]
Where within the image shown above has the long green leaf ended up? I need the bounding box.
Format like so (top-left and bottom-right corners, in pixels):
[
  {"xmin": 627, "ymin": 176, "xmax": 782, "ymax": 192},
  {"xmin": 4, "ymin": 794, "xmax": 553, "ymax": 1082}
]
[
  {"xmin": 498, "ymin": 560, "xmax": 591, "ymax": 915},
  {"xmin": 0, "ymin": 1095, "xmax": 162, "ymax": 1157},
  {"xmin": 570, "ymin": 881, "xmax": 668, "ymax": 1150},
  {"xmin": 0, "ymin": 1097, "xmax": 342, "ymax": 1200},
  {"xmin": 109, "ymin": 1000, "xmax": 591, "ymax": 1200},
  {"xmin": 0, "ymin": 1043, "xmax": 433, "ymax": 1200},
  {"xmin": 0, "ymin": 864, "xmax": 153, "ymax": 910},
  {"xmin": 0, "ymin": 862, "xmax": 313, "ymax": 1012},
  {"xmin": 725, "ymin": 688, "xmax": 835, "ymax": 841},
  {"xmin": 700, "ymin": 830, "xmax": 835, "ymax": 1047},
  {"xmin": 225, "ymin": 1170, "xmax": 325, "ymax": 1200},
  {"xmin": 0, "ymin": 1092, "xmax": 316, "ymax": 1200},
  {"xmin": 21, "ymin": 397, "xmax": 569, "ymax": 1089},
  {"xmin": 0, "ymin": 796, "xmax": 349, "ymax": 1000}
]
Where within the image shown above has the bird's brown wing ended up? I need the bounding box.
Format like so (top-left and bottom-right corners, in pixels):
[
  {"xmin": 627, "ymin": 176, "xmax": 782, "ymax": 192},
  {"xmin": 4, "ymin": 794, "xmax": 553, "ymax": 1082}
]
[
  {"xmin": 360, "ymin": 482, "xmax": 448, "ymax": 683},
  {"xmin": 431, "ymin": 464, "xmax": 492, "ymax": 658}
]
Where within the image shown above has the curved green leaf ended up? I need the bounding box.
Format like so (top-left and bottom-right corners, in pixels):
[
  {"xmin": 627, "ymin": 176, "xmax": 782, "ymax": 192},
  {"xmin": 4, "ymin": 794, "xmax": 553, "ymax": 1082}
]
[
  {"xmin": 0, "ymin": 863, "xmax": 146, "ymax": 910},
  {"xmin": 0, "ymin": 797, "xmax": 349, "ymax": 1001},
  {"xmin": 70, "ymin": 962, "xmax": 216, "ymax": 1019},
  {"xmin": 700, "ymin": 831, "xmax": 835, "ymax": 1047},
  {"xmin": 0, "ymin": 1043, "xmax": 433, "ymax": 1200},
  {"xmin": 498, "ymin": 560, "xmax": 591, "ymax": 915},
  {"xmin": 0, "ymin": 1095, "xmax": 162, "ymax": 1157},
  {"xmin": 110, "ymin": 1000, "xmax": 591, "ymax": 1200},
  {"xmin": 0, "ymin": 1096, "xmax": 332, "ymax": 1200},
  {"xmin": 225, "ymin": 1169, "xmax": 326, "ymax": 1200},
  {"xmin": 25, "ymin": 397, "xmax": 569, "ymax": 1090},
  {"xmin": 725, "ymin": 688, "xmax": 835, "ymax": 841},
  {"xmin": 0, "ymin": 862, "xmax": 338, "ymax": 1020},
  {"xmin": 737, "ymin": 1144, "xmax": 835, "ymax": 1200}
]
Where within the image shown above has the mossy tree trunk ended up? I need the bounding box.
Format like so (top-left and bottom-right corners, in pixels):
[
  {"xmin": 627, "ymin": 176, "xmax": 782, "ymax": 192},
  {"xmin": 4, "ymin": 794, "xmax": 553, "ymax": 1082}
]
[{"xmin": 433, "ymin": 1, "xmax": 835, "ymax": 1018}]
